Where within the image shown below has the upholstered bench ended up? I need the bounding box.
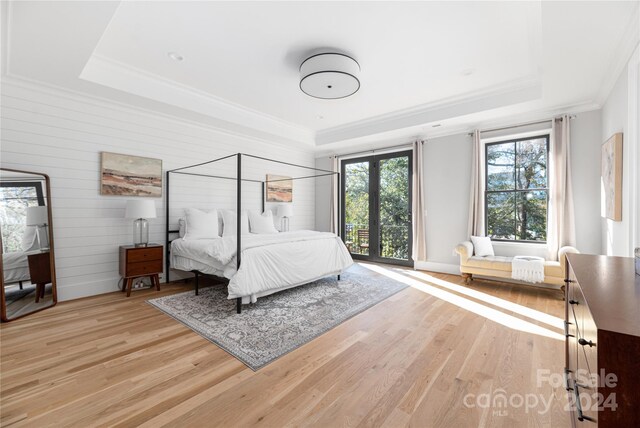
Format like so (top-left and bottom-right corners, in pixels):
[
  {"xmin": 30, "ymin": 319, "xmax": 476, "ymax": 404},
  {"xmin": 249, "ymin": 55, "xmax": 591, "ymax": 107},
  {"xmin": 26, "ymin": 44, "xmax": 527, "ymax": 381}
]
[{"xmin": 454, "ymin": 241, "xmax": 579, "ymax": 288}]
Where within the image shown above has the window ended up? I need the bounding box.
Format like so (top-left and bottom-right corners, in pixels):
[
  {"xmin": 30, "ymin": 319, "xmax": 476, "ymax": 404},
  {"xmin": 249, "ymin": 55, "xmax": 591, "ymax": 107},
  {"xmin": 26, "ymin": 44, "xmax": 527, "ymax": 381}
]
[
  {"xmin": 485, "ymin": 135, "xmax": 549, "ymax": 242},
  {"xmin": 0, "ymin": 182, "xmax": 44, "ymax": 253}
]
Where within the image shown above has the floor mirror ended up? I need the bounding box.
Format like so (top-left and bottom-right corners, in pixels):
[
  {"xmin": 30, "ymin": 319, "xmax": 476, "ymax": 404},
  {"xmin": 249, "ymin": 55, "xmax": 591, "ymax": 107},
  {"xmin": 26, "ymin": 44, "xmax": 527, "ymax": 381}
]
[{"xmin": 0, "ymin": 168, "xmax": 57, "ymax": 321}]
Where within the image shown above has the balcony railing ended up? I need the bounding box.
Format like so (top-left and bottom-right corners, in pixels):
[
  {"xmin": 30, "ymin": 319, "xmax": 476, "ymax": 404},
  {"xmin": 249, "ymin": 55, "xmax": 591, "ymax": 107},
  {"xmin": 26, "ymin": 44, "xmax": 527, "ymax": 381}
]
[{"xmin": 344, "ymin": 223, "xmax": 409, "ymax": 260}]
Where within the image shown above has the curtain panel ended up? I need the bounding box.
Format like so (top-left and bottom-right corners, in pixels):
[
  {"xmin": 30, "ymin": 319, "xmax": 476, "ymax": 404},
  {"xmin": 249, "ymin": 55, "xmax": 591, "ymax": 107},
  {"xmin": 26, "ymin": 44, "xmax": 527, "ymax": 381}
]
[
  {"xmin": 547, "ymin": 115, "xmax": 576, "ymax": 260},
  {"xmin": 412, "ymin": 140, "xmax": 427, "ymax": 261},
  {"xmin": 329, "ymin": 156, "xmax": 339, "ymax": 235},
  {"xmin": 468, "ymin": 130, "xmax": 485, "ymax": 237}
]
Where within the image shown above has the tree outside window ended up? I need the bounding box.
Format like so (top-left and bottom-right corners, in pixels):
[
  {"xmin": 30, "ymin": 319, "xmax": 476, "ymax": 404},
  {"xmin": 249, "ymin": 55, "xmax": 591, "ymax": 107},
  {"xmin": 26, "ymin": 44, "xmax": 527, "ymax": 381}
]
[
  {"xmin": 485, "ymin": 135, "xmax": 549, "ymax": 242},
  {"xmin": 0, "ymin": 183, "xmax": 44, "ymax": 253}
]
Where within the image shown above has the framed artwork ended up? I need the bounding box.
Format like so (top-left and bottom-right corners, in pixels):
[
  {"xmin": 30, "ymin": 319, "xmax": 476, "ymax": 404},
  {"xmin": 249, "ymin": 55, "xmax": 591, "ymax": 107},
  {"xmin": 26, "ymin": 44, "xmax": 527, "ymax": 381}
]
[
  {"xmin": 266, "ymin": 174, "xmax": 293, "ymax": 203},
  {"xmin": 100, "ymin": 152, "xmax": 162, "ymax": 197},
  {"xmin": 601, "ymin": 133, "xmax": 623, "ymax": 221}
]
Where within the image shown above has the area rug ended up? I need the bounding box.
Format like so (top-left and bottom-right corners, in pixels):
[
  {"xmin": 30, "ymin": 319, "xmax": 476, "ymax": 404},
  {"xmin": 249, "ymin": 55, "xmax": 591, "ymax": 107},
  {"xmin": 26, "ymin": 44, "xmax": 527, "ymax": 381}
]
[{"xmin": 147, "ymin": 270, "xmax": 408, "ymax": 370}]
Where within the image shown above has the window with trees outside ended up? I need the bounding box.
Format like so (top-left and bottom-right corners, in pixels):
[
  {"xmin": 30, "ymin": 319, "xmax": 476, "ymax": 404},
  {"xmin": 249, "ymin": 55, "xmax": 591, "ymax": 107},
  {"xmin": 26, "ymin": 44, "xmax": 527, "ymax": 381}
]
[{"xmin": 485, "ymin": 135, "xmax": 549, "ymax": 242}]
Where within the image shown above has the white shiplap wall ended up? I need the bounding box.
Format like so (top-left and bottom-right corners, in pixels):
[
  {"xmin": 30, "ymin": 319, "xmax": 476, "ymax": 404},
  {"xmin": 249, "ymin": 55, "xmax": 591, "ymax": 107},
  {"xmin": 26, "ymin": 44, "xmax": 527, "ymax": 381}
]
[{"xmin": 0, "ymin": 79, "xmax": 316, "ymax": 301}]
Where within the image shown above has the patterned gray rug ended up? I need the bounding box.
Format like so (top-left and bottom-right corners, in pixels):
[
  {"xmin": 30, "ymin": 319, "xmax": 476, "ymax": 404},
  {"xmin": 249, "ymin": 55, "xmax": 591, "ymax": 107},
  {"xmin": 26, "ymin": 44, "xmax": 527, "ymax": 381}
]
[{"xmin": 147, "ymin": 270, "xmax": 408, "ymax": 370}]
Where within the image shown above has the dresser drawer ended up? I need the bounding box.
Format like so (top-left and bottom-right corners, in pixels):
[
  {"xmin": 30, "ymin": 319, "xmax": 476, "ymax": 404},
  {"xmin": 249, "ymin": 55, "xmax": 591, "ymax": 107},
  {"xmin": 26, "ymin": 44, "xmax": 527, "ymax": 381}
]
[
  {"xmin": 126, "ymin": 259, "xmax": 162, "ymax": 276},
  {"xmin": 127, "ymin": 247, "xmax": 163, "ymax": 263}
]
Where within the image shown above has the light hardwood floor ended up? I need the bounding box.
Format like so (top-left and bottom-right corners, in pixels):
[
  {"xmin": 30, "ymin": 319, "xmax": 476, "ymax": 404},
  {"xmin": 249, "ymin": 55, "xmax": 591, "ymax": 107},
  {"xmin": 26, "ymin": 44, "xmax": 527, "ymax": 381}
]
[{"xmin": 1, "ymin": 263, "xmax": 570, "ymax": 427}]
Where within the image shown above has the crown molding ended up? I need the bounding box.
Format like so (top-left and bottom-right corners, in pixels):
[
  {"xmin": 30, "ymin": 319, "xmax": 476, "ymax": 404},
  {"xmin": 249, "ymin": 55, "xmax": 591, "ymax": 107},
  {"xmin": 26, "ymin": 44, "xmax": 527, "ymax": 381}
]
[
  {"xmin": 313, "ymin": 98, "xmax": 601, "ymax": 157},
  {"xmin": 315, "ymin": 76, "xmax": 542, "ymax": 145},
  {"xmin": 0, "ymin": 73, "xmax": 316, "ymax": 154},
  {"xmin": 80, "ymin": 53, "xmax": 315, "ymax": 146},
  {"xmin": 595, "ymin": 3, "xmax": 639, "ymax": 106}
]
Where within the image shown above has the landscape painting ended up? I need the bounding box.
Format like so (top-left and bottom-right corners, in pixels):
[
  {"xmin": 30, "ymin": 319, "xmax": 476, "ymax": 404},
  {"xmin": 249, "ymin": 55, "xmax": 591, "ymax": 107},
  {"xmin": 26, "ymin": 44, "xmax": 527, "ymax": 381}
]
[
  {"xmin": 601, "ymin": 133, "xmax": 623, "ymax": 221},
  {"xmin": 266, "ymin": 174, "xmax": 293, "ymax": 203},
  {"xmin": 101, "ymin": 152, "xmax": 162, "ymax": 197}
]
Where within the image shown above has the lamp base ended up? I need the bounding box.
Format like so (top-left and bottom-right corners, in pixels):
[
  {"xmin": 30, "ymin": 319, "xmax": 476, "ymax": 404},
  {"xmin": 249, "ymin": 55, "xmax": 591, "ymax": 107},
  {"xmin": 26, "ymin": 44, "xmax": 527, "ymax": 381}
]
[
  {"xmin": 280, "ymin": 216, "xmax": 290, "ymax": 232},
  {"xmin": 133, "ymin": 218, "xmax": 149, "ymax": 247}
]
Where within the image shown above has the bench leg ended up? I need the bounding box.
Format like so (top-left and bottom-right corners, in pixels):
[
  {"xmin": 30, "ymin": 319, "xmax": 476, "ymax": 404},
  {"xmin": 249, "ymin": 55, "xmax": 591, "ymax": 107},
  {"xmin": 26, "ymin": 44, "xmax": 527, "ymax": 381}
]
[
  {"xmin": 337, "ymin": 274, "xmax": 341, "ymax": 281},
  {"xmin": 236, "ymin": 297, "xmax": 242, "ymax": 314},
  {"xmin": 462, "ymin": 273, "xmax": 472, "ymax": 285}
]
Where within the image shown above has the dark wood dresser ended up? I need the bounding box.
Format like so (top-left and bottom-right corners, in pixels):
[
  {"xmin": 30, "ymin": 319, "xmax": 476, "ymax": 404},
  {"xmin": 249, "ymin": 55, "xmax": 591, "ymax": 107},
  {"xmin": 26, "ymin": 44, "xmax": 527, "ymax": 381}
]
[{"xmin": 565, "ymin": 253, "xmax": 640, "ymax": 427}]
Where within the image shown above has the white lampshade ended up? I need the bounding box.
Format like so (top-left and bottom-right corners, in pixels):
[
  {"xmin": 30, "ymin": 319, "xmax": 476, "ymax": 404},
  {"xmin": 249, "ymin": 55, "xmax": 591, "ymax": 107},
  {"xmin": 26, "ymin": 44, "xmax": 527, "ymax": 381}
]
[
  {"xmin": 125, "ymin": 200, "xmax": 156, "ymax": 219},
  {"xmin": 277, "ymin": 204, "xmax": 293, "ymax": 217},
  {"xmin": 26, "ymin": 206, "xmax": 48, "ymax": 226}
]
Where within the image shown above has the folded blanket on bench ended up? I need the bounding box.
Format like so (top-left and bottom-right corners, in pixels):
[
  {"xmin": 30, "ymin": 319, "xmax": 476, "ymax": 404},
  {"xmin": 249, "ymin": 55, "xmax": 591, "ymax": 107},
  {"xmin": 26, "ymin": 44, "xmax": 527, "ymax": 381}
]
[{"xmin": 512, "ymin": 256, "xmax": 545, "ymax": 283}]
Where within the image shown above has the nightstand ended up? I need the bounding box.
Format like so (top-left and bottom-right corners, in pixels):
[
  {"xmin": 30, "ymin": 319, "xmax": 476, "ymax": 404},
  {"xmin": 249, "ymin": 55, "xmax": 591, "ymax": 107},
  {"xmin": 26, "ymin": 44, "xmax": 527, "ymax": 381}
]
[
  {"xmin": 27, "ymin": 251, "xmax": 52, "ymax": 303},
  {"xmin": 119, "ymin": 244, "xmax": 163, "ymax": 297}
]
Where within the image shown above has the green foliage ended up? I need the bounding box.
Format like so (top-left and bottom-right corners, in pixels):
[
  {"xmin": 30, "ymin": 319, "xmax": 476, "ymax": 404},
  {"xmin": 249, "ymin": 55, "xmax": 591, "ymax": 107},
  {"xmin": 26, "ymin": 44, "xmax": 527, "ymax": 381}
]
[
  {"xmin": 486, "ymin": 138, "xmax": 548, "ymax": 241},
  {"xmin": 344, "ymin": 156, "xmax": 410, "ymax": 260}
]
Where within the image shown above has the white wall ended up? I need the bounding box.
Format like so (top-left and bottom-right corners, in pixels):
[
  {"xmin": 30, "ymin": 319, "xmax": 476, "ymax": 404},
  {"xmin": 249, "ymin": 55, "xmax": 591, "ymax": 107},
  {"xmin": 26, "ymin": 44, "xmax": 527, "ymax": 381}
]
[
  {"xmin": 600, "ymin": 50, "xmax": 638, "ymax": 257},
  {"xmin": 314, "ymin": 156, "xmax": 332, "ymax": 233},
  {"xmin": 421, "ymin": 133, "xmax": 472, "ymax": 272},
  {"xmin": 568, "ymin": 110, "xmax": 603, "ymax": 255},
  {"xmin": 0, "ymin": 79, "xmax": 315, "ymax": 301}
]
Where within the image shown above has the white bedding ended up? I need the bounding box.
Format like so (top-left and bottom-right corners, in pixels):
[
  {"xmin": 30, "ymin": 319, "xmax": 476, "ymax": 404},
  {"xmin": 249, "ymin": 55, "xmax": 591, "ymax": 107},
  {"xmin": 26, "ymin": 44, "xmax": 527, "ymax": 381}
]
[
  {"xmin": 171, "ymin": 231, "xmax": 353, "ymax": 303},
  {"xmin": 2, "ymin": 251, "xmax": 38, "ymax": 283}
]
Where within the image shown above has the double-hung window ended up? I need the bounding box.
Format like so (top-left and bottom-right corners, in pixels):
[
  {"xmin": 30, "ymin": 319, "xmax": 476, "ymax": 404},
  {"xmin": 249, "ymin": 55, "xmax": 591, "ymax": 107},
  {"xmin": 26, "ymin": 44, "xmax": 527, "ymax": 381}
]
[{"xmin": 485, "ymin": 135, "xmax": 549, "ymax": 242}]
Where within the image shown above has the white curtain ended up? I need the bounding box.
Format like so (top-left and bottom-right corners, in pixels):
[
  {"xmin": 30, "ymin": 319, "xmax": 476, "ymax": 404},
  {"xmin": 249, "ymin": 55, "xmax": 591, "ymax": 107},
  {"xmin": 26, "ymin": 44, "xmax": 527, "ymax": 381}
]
[
  {"xmin": 412, "ymin": 140, "xmax": 427, "ymax": 261},
  {"xmin": 329, "ymin": 156, "xmax": 339, "ymax": 235},
  {"xmin": 468, "ymin": 130, "xmax": 485, "ymax": 237},
  {"xmin": 547, "ymin": 115, "xmax": 576, "ymax": 260}
]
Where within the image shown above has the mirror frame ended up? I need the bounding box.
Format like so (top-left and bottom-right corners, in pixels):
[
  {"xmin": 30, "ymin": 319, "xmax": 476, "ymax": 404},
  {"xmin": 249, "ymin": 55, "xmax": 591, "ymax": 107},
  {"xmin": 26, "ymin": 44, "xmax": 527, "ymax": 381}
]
[{"xmin": 0, "ymin": 168, "xmax": 57, "ymax": 322}]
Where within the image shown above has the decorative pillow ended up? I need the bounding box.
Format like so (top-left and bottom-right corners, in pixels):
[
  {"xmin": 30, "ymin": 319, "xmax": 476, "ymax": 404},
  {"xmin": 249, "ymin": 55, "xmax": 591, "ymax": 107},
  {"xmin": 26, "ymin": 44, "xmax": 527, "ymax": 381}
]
[
  {"xmin": 183, "ymin": 208, "xmax": 218, "ymax": 240},
  {"xmin": 248, "ymin": 210, "xmax": 279, "ymax": 234},
  {"xmin": 221, "ymin": 210, "xmax": 250, "ymax": 237},
  {"xmin": 21, "ymin": 226, "xmax": 39, "ymax": 251},
  {"xmin": 470, "ymin": 236, "xmax": 494, "ymax": 257}
]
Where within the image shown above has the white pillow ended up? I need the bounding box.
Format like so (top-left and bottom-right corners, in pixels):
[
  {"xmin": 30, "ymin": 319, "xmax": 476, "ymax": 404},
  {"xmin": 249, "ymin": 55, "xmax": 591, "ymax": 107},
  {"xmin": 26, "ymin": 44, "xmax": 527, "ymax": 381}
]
[
  {"xmin": 221, "ymin": 210, "xmax": 250, "ymax": 237},
  {"xmin": 183, "ymin": 208, "xmax": 219, "ymax": 240},
  {"xmin": 248, "ymin": 210, "xmax": 279, "ymax": 234},
  {"xmin": 471, "ymin": 236, "xmax": 494, "ymax": 257}
]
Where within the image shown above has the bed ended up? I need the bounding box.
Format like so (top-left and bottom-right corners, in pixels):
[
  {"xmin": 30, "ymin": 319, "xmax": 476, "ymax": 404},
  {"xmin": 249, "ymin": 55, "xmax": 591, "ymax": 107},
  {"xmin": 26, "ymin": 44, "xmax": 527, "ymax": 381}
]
[
  {"xmin": 171, "ymin": 230, "xmax": 353, "ymax": 304},
  {"xmin": 166, "ymin": 153, "xmax": 350, "ymax": 313},
  {"xmin": 2, "ymin": 250, "xmax": 38, "ymax": 285}
]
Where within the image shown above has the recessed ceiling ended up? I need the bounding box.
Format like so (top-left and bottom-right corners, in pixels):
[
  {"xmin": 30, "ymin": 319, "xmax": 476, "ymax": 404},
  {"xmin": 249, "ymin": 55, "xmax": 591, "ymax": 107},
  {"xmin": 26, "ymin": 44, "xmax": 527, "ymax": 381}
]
[{"xmin": 3, "ymin": 1, "xmax": 639, "ymax": 149}]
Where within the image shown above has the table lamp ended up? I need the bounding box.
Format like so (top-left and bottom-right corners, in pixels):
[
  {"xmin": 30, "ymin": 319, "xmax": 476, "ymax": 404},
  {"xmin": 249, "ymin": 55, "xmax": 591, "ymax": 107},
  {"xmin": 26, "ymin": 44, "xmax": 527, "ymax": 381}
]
[
  {"xmin": 26, "ymin": 206, "xmax": 49, "ymax": 251},
  {"xmin": 277, "ymin": 204, "xmax": 293, "ymax": 232},
  {"xmin": 125, "ymin": 200, "xmax": 156, "ymax": 247}
]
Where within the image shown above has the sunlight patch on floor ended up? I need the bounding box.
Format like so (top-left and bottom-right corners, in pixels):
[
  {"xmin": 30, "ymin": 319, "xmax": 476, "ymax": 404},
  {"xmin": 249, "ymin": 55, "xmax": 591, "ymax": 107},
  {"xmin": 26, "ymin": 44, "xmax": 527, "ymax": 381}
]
[
  {"xmin": 402, "ymin": 270, "xmax": 564, "ymax": 330},
  {"xmin": 359, "ymin": 263, "xmax": 564, "ymax": 341}
]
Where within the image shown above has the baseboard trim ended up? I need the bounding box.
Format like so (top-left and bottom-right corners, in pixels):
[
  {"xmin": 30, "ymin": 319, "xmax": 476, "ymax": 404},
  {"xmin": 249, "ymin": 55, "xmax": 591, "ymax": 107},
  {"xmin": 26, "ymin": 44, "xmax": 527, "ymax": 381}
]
[
  {"xmin": 57, "ymin": 278, "xmax": 122, "ymax": 301},
  {"xmin": 414, "ymin": 261, "xmax": 460, "ymax": 275},
  {"xmin": 57, "ymin": 272, "xmax": 167, "ymax": 301}
]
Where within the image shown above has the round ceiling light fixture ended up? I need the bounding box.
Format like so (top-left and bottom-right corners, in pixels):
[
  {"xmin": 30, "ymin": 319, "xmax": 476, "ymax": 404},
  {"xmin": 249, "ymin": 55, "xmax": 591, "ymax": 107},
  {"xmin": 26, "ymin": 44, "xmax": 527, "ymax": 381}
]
[{"xmin": 300, "ymin": 53, "xmax": 360, "ymax": 99}]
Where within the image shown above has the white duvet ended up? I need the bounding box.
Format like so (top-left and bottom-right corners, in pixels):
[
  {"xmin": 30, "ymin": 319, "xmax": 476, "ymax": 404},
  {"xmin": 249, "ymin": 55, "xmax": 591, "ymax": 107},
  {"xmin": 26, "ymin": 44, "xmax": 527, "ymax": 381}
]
[
  {"xmin": 2, "ymin": 250, "xmax": 39, "ymax": 283},
  {"xmin": 171, "ymin": 231, "xmax": 353, "ymax": 303}
]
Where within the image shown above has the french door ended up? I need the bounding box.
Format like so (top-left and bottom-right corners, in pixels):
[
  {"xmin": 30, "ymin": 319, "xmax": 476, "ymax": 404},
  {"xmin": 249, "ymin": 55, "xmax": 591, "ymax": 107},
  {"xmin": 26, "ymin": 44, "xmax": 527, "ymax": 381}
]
[{"xmin": 340, "ymin": 150, "xmax": 413, "ymax": 267}]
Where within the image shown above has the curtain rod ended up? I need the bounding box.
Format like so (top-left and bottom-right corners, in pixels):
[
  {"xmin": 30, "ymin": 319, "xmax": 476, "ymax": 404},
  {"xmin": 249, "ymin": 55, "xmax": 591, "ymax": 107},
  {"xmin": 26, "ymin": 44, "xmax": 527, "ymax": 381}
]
[
  {"xmin": 332, "ymin": 142, "xmax": 415, "ymax": 160},
  {"xmin": 468, "ymin": 115, "xmax": 576, "ymax": 136}
]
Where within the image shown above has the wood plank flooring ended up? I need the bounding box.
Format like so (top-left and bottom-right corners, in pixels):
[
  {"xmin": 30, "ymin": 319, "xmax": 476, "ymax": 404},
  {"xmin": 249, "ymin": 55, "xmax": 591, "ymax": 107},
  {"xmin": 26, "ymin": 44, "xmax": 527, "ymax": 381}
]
[{"xmin": 1, "ymin": 263, "xmax": 570, "ymax": 427}]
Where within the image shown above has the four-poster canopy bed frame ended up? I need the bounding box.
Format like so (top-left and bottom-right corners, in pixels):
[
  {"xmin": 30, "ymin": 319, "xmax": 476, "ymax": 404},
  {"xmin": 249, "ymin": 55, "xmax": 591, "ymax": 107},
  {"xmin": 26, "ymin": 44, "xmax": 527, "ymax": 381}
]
[{"xmin": 165, "ymin": 153, "xmax": 340, "ymax": 313}]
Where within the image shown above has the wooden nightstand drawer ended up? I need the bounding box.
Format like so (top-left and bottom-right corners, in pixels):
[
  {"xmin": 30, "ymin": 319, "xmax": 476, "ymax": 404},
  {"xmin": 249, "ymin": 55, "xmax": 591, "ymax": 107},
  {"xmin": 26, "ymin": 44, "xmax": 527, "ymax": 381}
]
[
  {"xmin": 127, "ymin": 247, "xmax": 163, "ymax": 263},
  {"xmin": 119, "ymin": 244, "xmax": 163, "ymax": 297},
  {"xmin": 126, "ymin": 259, "xmax": 162, "ymax": 276}
]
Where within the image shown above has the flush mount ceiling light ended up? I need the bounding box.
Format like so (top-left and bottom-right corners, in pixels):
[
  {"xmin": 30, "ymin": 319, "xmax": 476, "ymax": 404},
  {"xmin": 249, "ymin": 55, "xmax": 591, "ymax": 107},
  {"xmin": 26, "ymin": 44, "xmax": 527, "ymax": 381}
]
[{"xmin": 300, "ymin": 53, "xmax": 360, "ymax": 99}]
